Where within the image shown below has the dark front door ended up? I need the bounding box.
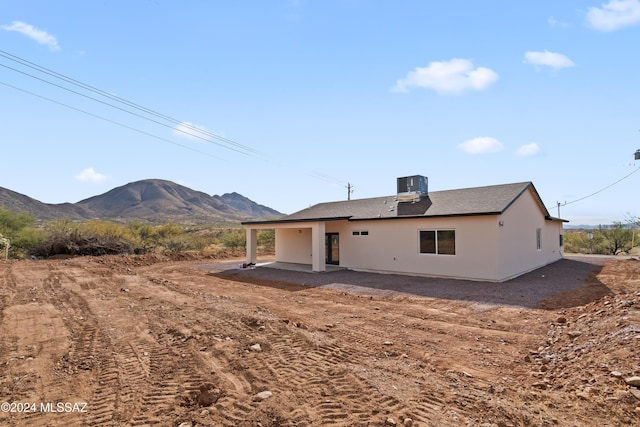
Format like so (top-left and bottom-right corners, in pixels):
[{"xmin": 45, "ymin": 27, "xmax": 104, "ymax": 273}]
[{"xmin": 325, "ymin": 233, "xmax": 339, "ymax": 265}]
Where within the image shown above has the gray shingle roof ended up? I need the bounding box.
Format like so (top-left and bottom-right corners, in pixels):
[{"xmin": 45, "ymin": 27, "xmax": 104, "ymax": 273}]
[{"xmin": 244, "ymin": 181, "xmax": 561, "ymax": 224}]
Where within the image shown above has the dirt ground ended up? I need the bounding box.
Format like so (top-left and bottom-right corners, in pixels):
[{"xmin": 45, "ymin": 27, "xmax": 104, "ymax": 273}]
[{"xmin": 1, "ymin": 252, "xmax": 639, "ymax": 426}]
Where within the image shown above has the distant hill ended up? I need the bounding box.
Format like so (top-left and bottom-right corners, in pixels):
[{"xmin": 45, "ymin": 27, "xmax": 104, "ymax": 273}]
[
  {"xmin": 0, "ymin": 186, "xmax": 94, "ymax": 221},
  {"xmin": 564, "ymin": 223, "xmax": 636, "ymax": 230},
  {"xmin": 216, "ymin": 192, "xmax": 281, "ymax": 218},
  {"xmin": 0, "ymin": 179, "xmax": 283, "ymax": 224}
]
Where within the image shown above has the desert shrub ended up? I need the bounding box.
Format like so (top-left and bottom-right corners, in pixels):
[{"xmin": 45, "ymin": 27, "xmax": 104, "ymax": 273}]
[
  {"xmin": 219, "ymin": 228, "xmax": 246, "ymax": 249},
  {"xmin": 564, "ymin": 231, "xmax": 603, "ymax": 254},
  {"xmin": 155, "ymin": 224, "xmax": 183, "ymax": 240},
  {"xmin": 10, "ymin": 227, "xmax": 47, "ymax": 257},
  {"xmin": 184, "ymin": 234, "xmax": 216, "ymax": 251},
  {"xmin": 80, "ymin": 220, "xmax": 136, "ymax": 241},
  {"xmin": 23, "ymin": 217, "xmax": 259, "ymax": 258},
  {"xmin": 0, "ymin": 208, "xmax": 44, "ymax": 257},
  {"xmin": 162, "ymin": 233, "xmax": 213, "ymax": 252},
  {"xmin": 257, "ymin": 229, "xmax": 275, "ymax": 251},
  {"xmin": 564, "ymin": 223, "xmax": 635, "ymax": 255},
  {"xmin": 0, "ymin": 207, "xmax": 34, "ymax": 235},
  {"xmin": 32, "ymin": 218, "xmax": 137, "ymax": 257},
  {"xmin": 599, "ymin": 222, "xmax": 634, "ymax": 255},
  {"xmin": 152, "ymin": 223, "xmax": 186, "ymax": 251},
  {"xmin": 125, "ymin": 222, "xmax": 189, "ymax": 253},
  {"xmin": 163, "ymin": 236, "xmax": 189, "ymax": 252},
  {"xmin": 214, "ymin": 228, "xmax": 274, "ymax": 252},
  {"xmin": 128, "ymin": 221, "xmax": 156, "ymax": 253}
]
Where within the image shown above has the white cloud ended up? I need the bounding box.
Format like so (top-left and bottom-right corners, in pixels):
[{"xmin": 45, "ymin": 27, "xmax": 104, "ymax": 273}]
[
  {"xmin": 524, "ymin": 50, "xmax": 575, "ymax": 69},
  {"xmin": 75, "ymin": 167, "xmax": 107, "ymax": 183},
  {"xmin": 516, "ymin": 143, "xmax": 541, "ymax": 157},
  {"xmin": 0, "ymin": 21, "xmax": 60, "ymax": 51},
  {"xmin": 585, "ymin": 0, "xmax": 640, "ymax": 31},
  {"xmin": 172, "ymin": 121, "xmax": 208, "ymax": 140},
  {"xmin": 548, "ymin": 16, "xmax": 571, "ymax": 28},
  {"xmin": 458, "ymin": 137, "xmax": 504, "ymax": 154},
  {"xmin": 393, "ymin": 58, "xmax": 498, "ymax": 94}
]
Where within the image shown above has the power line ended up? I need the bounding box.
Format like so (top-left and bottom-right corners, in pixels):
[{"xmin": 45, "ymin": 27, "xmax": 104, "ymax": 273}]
[
  {"xmin": 0, "ymin": 80, "xmax": 222, "ymax": 159},
  {"xmin": 0, "ymin": 49, "xmax": 260, "ymax": 156},
  {"xmin": 3, "ymin": 71, "xmax": 350, "ymax": 188},
  {"xmin": 550, "ymin": 164, "xmax": 640, "ymax": 212},
  {"xmin": 0, "ymin": 49, "xmax": 349, "ymax": 187},
  {"xmin": 0, "ymin": 59, "xmax": 258, "ymax": 157}
]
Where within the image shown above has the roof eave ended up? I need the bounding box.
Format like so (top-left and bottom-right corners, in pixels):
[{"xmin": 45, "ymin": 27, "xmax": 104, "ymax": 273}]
[
  {"xmin": 545, "ymin": 216, "xmax": 569, "ymax": 223},
  {"xmin": 245, "ymin": 211, "xmax": 504, "ymax": 225},
  {"xmin": 349, "ymin": 211, "xmax": 503, "ymax": 221},
  {"xmin": 242, "ymin": 216, "xmax": 352, "ymax": 225}
]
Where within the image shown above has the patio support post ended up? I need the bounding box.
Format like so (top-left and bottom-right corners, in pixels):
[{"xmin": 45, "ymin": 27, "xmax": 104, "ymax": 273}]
[
  {"xmin": 311, "ymin": 222, "xmax": 326, "ymax": 272},
  {"xmin": 246, "ymin": 228, "xmax": 257, "ymax": 264}
]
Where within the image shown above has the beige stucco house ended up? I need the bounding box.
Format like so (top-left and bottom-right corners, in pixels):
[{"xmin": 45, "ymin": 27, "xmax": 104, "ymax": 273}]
[{"xmin": 242, "ymin": 176, "xmax": 566, "ymax": 282}]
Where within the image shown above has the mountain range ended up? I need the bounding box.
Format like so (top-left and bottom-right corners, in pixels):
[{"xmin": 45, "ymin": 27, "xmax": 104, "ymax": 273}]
[{"xmin": 0, "ymin": 179, "xmax": 283, "ymax": 224}]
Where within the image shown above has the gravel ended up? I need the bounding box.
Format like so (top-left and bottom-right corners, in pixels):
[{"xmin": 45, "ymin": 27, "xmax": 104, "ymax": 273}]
[{"xmin": 198, "ymin": 254, "xmax": 616, "ymax": 309}]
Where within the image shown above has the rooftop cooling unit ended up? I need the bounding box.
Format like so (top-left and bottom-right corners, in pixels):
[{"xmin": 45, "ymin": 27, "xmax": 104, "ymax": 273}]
[{"xmin": 397, "ymin": 175, "xmax": 428, "ymax": 202}]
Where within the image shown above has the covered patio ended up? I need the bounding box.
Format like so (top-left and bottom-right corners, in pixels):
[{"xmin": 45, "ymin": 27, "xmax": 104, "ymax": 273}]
[{"xmin": 243, "ymin": 218, "xmax": 348, "ymax": 273}]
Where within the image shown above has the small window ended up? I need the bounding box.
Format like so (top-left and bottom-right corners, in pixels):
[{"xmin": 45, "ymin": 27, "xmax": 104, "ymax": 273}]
[
  {"xmin": 419, "ymin": 230, "xmax": 455, "ymax": 255},
  {"xmin": 419, "ymin": 231, "xmax": 436, "ymax": 254},
  {"xmin": 437, "ymin": 230, "xmax": 456, "ymax": 255},
  {"xmin": 360, "ymin": 231, "xmax": 369, "ymax": 236},
  {"xmin": 536, "ymin": 228, "xmax": 542, "ymax": 250},
  {"xmin": 352, "ymin": 230, "xmax": 369, "ymax": 236},
  {"xmin": 559, "ymin": 234, "xmax": 564, "ymax": 247},
  {"xmin": 352, "ymin": 231, "xmax": 360, "ymax": 236}
]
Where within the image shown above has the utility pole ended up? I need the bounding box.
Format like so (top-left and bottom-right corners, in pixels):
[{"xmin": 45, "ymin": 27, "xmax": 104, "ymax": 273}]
[
  {"xmin": 346, "ymin": 183, "xmax": 354, "ymax": 200},
  {"xmin": 557, "ymin": 202, "xmax": 561, "ymax": 218}
]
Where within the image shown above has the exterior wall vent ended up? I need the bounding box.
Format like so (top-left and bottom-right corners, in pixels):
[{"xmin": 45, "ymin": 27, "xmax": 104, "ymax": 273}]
[{"xmin": 397, "ymin": 175, "xmax": 428, "ymax": 203}]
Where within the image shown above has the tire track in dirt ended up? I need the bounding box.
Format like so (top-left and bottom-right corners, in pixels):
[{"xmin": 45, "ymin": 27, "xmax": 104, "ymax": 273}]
[
  {"xmin": 138, "ymin": 272, "xmax": 361, "ymax": 424},
  {"xmin": 140, "ymin": 262, "xmax": 548, "ymax": 425},
  {"xmin": 0, "ymin": 264, "xmax": 84, "ymax": 427},
  {"xmin": 143, "ymin": 306, "xmax": 259, "ymax": 424},
  {"xmin": 120, "ymin": 275, "xmax": 248, "ymax": 425},
  {"xmin": 5, "ymin": 255, "xmax": 632, "ymax": 425},
  {"xmin": 115, "ymin": 342, "xmax": 149, "ymax": 412},
  {"xmin": 38, "ymin": 266, "xmax": 205, "ymax": 426},
  {"xmin": 0, "ymin": 263, "xmax": 17, "ymax": 356},
  {"xmin": 150, "ymin": 267, "xmax": 438, "ymax": 424},
  {"xmin": 2, "ymin": 262, "xmax": 41, "ymax": 306},
  {"xmin": 130, "ymin": 343, "xmax": 182, "ymax": 425},
  {"xmin": 40, "ymin": 267, "xmax": 118, "ymax": 426},
  {"xmin": 233, "ymin": 320, "xmax": 418, "ymax": 425},
  {"xmin": 3, "ymin": 259, "xmax": 553, "ymax": 425},
  {"xmin": 324, "ymin": 315, "xmax": 499, "ymax": 424},
  {"xmin": 214, "ymin": 398, "xmax": 257, "ymax": 426}
]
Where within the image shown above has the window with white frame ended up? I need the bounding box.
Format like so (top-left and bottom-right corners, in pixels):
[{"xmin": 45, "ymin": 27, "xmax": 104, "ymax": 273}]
[{"xmin": 419, "ymin": 230, "xmax": 456, "ymax": 255}]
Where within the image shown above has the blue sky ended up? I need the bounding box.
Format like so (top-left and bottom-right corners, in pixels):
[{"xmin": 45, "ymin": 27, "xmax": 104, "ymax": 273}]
[{"xmin": 1, "ymin": 0, "xmax": 639, "ymax": 225}]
